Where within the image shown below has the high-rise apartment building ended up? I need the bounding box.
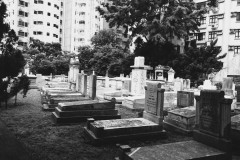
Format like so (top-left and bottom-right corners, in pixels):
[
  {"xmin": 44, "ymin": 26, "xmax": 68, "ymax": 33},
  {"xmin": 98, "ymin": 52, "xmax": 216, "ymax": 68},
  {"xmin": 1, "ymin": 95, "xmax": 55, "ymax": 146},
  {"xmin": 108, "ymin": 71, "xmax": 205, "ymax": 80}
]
[
  {"xmin": 4, "ymin": 0, "xmax": 62, "ymax": 47},
  {"xmin": 193, "ymin": 0, "xmax": 240, "ymax": 80},
  {"xmin": 62, "ymin": 0, "xmax": 104, "ymax": 53}
]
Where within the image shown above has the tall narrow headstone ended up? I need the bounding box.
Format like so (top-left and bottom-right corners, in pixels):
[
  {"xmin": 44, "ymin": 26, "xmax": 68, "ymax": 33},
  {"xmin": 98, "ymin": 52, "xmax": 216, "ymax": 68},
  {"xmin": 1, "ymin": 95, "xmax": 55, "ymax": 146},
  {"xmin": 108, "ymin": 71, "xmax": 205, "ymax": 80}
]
[
  {"xmin": 222, "ymin": 77, "xmax": 233, "ymax": 97},
  {"xmin": 143, "ymin": 82, "xmax": 164, "ymax": 124},
  {"xmin": 168, "ymin": 68, "xmax": 175, "ymax": 82}
]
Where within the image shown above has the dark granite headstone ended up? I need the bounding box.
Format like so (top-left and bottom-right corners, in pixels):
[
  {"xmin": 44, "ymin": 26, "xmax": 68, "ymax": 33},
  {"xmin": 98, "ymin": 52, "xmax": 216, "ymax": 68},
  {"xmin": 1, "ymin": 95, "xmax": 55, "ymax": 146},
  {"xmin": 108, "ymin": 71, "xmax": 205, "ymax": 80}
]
[{"xmin": 199, "ymin": 90, "xmax": 231, "ymax": 138}]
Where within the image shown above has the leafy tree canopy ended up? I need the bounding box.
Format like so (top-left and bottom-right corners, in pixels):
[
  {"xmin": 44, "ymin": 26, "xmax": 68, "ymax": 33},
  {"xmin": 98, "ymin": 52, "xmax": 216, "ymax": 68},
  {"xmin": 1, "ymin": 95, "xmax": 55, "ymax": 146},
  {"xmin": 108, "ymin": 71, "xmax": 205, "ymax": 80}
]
[
  {"xmin": 171, "ymin": 39, "xmax": 226, "ymax": 85},
  {"xmin": 97, "ymin": 0, "xmax": 205, "ymax": 43},
  {"xmin": 91, "ymin": 29, "xmax": 119, "ymax": 48}
]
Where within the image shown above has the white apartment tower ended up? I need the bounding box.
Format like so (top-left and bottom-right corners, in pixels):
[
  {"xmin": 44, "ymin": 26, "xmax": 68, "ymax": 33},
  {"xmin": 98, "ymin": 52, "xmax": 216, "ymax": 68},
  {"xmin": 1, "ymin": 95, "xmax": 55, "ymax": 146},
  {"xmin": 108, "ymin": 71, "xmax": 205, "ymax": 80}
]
[
  {"xmin": 193, "ymin": 0, "xmax": 240, "ymax": 80},
  {"xmin": 4, "ymin": 0, "xmax": 62, "ymax": 47},
  {"xmin": 62, "ymin": 0, "xmax": 104, "ymax": 53}
]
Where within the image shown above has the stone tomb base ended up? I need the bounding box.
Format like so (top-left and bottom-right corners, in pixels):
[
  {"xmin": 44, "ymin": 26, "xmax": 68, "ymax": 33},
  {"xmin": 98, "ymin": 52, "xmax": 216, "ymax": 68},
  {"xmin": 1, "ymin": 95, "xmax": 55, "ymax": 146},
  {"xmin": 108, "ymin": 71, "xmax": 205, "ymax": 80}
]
[
  {"xmin": 164, "ymin": 106, "xmax": 195, "ymax": 135},
  {"xmin": 121, "ymin": 96, "xmax": 145, "ymax": 111},
  {"xmin": 84, "ymin": 118, "xmax": 167, "ymax": 144},
  {"xmin": 52, "ymin": 99, "xmax": 121, "ymax": 124},
  {"xmin": 116, "ymin": 140, "xmax": 229, "ymax": 160},
  {"xmin": 231, "ymin": 114, "xmax": 240, "ymax": 144}
]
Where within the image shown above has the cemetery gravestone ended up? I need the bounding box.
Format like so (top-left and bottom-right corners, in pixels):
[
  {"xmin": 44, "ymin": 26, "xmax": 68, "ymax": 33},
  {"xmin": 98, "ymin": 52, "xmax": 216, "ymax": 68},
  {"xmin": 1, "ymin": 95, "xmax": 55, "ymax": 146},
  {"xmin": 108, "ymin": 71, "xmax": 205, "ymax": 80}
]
[
  {"xmin": 222, "ymin": 77, "xmax": 233, "ymax": 97},
  {"xmin": 194, "ymin": 90, "xmax": 232, "ymax": 154},
  {"xmin": 84, "ymin": 82, "xmax": 167, "ymax": 144},
  {"xmin": 177, "ymin": 91, "xmax": 194, "ymax": 108},
  {"xmin": 117, "ymin": 90, "xmax": 233, "ymax": 160}
]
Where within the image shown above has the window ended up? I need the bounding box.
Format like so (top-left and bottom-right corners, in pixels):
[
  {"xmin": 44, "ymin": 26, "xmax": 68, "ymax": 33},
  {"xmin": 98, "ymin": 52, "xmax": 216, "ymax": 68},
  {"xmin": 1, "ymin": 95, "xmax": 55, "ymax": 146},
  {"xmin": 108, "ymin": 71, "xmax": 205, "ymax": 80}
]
[
  {"xmin": 19, "ymin": 0, "xmax": 24, "ymax": 6},
  {"xmin": 47, "ymin": 12, "xmax": 51, "ymax": 16},
  {"xmin": 48, "ymin": 2, "xmax": 51, "ymax": 6},
  {"xmin": 195, "ymin": 33, "xmax": 205, "ymax": 41},
  {"xmin": 208, "ymin": 32, "xmax": 217, "ymax": 40},
  {"xmin": 34, "ymin": 21, "xmax": 43, "ymax": 25},
  {"xmin": 24, "ymin": 33, "xmax": 28, "ymax": 37},
  {"xmin": 234, "ymin": 46, "xmax": 240, "ymax": 54},
  {"xmin": 237, "ymin": 13, "xmax": 240, "ymax": 21},
  {"xmin": 197, "ymin": 17, "xmax": 206, "ymax": 25},
  {"xmin": 34, "ymin": 0, "xmax": 43, "ymax": 4},
  {"xmin": 237, "ymin": 0, "xmax": 240, "ymax": 5},
  {"xmin": 33, "ymin": 31, "xmax": 42, "ymax": 35},
  {"xmin": 209, "ymin": 15, "xmax": 218, "ymax": 24},
  {"xmin": 235, "ymin": 29, "xmax": 240, "ymax": 39},
  {"xmin": 79, "ymin": 20, "xmax": 85, "ymax": 24},
  {"xmin": 18, "ymin": 10, "xmax": 24, "ymax": 16},
  {"xmin": 34, "ymin": 11, "xmax": 43, "ymax": 14},
  {"xmin": 24, "ymin": 22, "xmax": 28, "ymax": 27},
  {"xmin": 18, "ymin": 31, "xmax": 24, "ymax": 37},
  {"xmin": 18, "ymin": 20, "xmax": 25, "ymax": 26},
  {"xmin": 47, "ymin": 22, "xmax": 50, "ymax": 26},
  {"xmin": 79, "ymin": 12, "xmax": 85, "ymax": 15},
  {"xmin": 47, "ymin": 32, "xmax": 50, "ymax": 36}
]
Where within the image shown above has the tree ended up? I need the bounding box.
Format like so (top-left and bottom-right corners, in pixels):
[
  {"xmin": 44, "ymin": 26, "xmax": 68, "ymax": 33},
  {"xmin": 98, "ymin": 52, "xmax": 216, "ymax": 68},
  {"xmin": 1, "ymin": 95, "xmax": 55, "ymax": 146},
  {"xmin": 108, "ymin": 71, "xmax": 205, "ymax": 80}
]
[
  {"xmin": 91, "ymin": 29, "xmax": 119, "ymax": 48},
  {"xmin": 97, "ymin": 0, "xmax": 205, "ymax": 43},
  {"xmin": 25, "ymin": 39, "xmax": 69, "ymax": 75},
  {"xmin": 171, "ymin": 39, "xmax": 226, "ymax": 85},
  {"xmin": 77, "ymin": 46, "xmax": 94, "ymax": 74},
  {"xmin": 0, "ymin": 1, "xmax": 29, "ymax": 108}
]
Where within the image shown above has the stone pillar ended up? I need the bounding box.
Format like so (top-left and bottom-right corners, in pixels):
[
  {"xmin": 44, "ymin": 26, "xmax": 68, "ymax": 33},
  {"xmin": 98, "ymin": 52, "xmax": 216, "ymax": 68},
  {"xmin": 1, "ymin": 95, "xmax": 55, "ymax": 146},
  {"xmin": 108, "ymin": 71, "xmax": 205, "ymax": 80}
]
[
  {"xmin": 167, "ymin": 68, "xmax": 175, "ymax": 82},
  {"xmin": 131, "ymin": 57, "xmax": 152, "ymax": 95},
  {"xmin": 89, "ymin": 74, "xmax": 97, "ymax": 100}
]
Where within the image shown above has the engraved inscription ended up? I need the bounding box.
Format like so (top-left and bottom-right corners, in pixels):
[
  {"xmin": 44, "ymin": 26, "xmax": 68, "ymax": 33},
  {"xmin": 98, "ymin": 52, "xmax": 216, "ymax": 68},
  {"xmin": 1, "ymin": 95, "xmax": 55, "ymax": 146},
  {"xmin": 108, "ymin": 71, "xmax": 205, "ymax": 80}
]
[{"xmin": 145, "ymin": 83, "xmax": 157, "ymax": 115}]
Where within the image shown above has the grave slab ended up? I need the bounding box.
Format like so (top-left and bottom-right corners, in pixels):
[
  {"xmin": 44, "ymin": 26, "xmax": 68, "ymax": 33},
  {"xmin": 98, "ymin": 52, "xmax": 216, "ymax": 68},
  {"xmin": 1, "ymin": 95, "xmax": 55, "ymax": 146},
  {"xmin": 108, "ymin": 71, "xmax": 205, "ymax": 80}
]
[
  {"xmin": 84, "ymin": 118, "xmax": 166, "ymax": 144},
  {"xmin": 116, "ymin": 140, "xmax": 229, "ymax": 160},
  {"xmin": 164, "ymin": 106, "xmax": 195, "ymax": 135},
  {"xmin": 52, "ymin": 99, "xmax": 121, "ymax": 124},
  {"xmin": 231, "ymin": 114, "xmax": 240, "ymax": 144},
  {"xmin": 84, "ymin": 82, "xmax": 167, "ymax": 144}
]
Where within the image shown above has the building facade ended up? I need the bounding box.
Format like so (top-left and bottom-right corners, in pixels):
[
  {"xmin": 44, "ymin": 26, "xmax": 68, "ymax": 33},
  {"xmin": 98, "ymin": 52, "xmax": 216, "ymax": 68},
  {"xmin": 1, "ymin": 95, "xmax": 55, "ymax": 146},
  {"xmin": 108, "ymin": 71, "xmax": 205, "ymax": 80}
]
[
  {"xmin": 62, "ymin": 0, "xmax": 104, "ymax": 53},
  {"xmin": 4, "ymin": 0, "xmax": 62, "ymax": 47},
  {"xmin": 193, "ymin": 0, "xmax": 240, "ymax": 80}
]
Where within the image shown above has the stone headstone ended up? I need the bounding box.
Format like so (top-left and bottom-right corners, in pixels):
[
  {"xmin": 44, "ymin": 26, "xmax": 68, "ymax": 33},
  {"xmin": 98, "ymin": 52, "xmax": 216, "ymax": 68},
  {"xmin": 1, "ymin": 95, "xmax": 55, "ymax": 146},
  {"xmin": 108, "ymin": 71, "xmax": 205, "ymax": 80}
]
[
  {"xmin": 177, "ymin": 91, "xmax": 194, "ymax": 108},
  {"xmin": 167, "ymin": 68, "xmax": 175, "ymax": 82},
  {"xmin": 80, "ymin": 74, "xmax": 87, "ymax": 96},
  {"xmin": 143, "ymin": 82, "xmax": 164, "ymax": 124},
  {"xmin": 222, "ymin": 77, "xmax": 233, "ymax": 97},
  {"xmin": 173, "ymin": 80, "xmax": 183, "ymax": 92},
  {"xmin": 122, "ymin": 79, "xmax": 131, "ymax": 92},
  {"xmin": 89, "ymin": 75, "xmax": 97, "ymax": 100},
  {"xmin": 198, "ymin": 90, "xmax": 232, "ymax": 138}
]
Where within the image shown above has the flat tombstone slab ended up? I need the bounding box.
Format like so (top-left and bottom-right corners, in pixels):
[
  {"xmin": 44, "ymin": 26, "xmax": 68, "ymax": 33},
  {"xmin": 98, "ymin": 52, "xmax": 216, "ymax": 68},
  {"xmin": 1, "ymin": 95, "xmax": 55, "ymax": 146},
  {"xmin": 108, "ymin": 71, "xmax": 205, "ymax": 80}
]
[
  {"xmin": 93, "ymin": 118, "xmax": 157, "ymax": 129},
  {"xmin": 199, "ymin": 90, "xmax": 231, "ymax": 138},
  {"xmin": 119, "ymin": 140, "xmax": 227, "ymax": 160}
]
